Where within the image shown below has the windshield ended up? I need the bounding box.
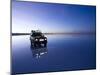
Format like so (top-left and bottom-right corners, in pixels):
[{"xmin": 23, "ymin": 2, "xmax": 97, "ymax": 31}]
[{"xmin": 31, "ymin": 32, "xmax": 42, "ymax": 36}]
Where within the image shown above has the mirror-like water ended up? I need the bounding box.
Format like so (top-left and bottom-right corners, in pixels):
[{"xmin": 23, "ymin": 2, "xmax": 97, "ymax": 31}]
[{"xmin": 12, "ymin": 35, "xmax": 96, "ymax": 74}]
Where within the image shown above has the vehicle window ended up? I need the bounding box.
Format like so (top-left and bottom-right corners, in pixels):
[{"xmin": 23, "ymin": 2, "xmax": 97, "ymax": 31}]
[{"xmin": 32, "ymin": 33, "xmax": 42, "ymax": 36}]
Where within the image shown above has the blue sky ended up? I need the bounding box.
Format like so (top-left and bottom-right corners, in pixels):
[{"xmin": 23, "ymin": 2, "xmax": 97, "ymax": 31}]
[{"xmin": 12, "ymin": 1, "xmax": 96, "ymax": 33}]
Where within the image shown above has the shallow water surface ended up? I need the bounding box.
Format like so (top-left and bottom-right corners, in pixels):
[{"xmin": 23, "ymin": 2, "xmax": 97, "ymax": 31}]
[{"xmin": 12, "ymin": 34, "xmax": 96, "ymax": 74}]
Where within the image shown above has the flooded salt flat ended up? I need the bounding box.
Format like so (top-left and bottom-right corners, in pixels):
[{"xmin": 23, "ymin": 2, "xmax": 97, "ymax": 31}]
[{"xmin": 12, "ymin": 34, "xmax": 96, "ymax": 74}]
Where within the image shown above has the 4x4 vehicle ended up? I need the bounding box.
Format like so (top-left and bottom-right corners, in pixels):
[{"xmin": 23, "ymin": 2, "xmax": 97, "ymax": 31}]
[{"xmin": 30, "ymin": 30, "xmax": 47, "ymax": 47}]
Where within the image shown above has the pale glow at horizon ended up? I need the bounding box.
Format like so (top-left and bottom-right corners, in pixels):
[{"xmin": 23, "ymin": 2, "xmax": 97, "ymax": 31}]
[{"xmin": 12, "ymin": 23, "xmax": 73, "ymax": 33}]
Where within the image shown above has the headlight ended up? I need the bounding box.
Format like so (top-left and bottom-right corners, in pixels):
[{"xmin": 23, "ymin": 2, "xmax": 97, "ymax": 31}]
[{"xmin": 35, "ymin": 39, "xmax": 38, "ymax": 41}]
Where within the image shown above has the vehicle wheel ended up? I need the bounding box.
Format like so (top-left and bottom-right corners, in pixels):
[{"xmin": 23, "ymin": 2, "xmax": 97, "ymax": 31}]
[
  {"xmin": 31, "ymin": 41, "xmax": 33, "ymax": 46},
  {"xmin": 44, "ymin": 43, "xmax": 47, "ymax": 47},
  {"xmin": 34, "ymin": 43, "xmax": 36, "ymax": 47}
]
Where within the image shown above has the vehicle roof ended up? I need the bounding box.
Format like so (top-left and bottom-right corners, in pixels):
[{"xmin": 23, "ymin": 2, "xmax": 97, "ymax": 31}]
[{"xmin": 31, "ymin": 30, "xmax": 42, "ymax": 33}]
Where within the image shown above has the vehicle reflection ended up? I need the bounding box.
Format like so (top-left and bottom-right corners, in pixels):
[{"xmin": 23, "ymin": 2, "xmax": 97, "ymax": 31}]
[{"xmin": 30, "ymin": 45, "xmax": 48, "ymax": 59}]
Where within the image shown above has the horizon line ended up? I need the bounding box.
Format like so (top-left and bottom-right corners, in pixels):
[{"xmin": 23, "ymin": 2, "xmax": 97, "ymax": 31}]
[{"xmin": 12, "ymin": 32, "xmax": 96, "ymax": 36}]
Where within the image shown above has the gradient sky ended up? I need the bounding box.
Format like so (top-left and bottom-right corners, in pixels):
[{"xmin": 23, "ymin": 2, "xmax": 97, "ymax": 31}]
[{"xmin": 12, "ymin": 0, "xmax": 96, "ymax": 33}]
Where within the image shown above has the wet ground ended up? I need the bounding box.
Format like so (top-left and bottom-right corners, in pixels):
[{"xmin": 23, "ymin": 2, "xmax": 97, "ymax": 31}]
[{"xmin": 12, "ymin": 34, "xmax": 96, "ymax": 74}]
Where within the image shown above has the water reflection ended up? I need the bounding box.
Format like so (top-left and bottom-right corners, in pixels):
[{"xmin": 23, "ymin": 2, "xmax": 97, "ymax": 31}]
[
  {"xmin": 30, "ymin": 45, "xmax": 48, "ymax": 59},
  {"xmin": 12, "ymin": 35, "xmax": 96, "ymax": 74}
]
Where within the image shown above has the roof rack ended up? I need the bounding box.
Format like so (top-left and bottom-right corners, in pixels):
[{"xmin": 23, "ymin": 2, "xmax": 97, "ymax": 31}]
[{"xmin": 31, "ymin": 30, "xmax": 41, "ymax": 33}]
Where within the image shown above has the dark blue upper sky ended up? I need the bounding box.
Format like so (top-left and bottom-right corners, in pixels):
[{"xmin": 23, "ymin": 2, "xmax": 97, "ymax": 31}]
[{"xmin": 12, "ymin": 1, "xmax": 96, "ymax": 33}]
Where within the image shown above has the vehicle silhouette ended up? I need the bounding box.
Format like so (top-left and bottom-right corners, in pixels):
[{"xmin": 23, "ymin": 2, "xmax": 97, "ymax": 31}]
[{"xmin": 30, "ymin": 30, "xmax": 47, "ymax": 47}]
